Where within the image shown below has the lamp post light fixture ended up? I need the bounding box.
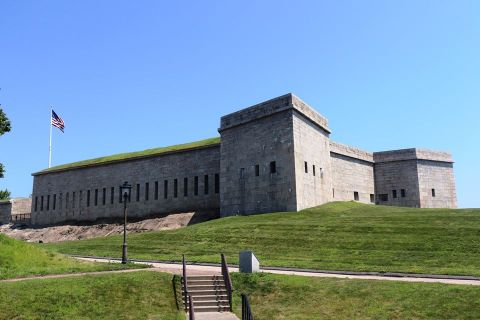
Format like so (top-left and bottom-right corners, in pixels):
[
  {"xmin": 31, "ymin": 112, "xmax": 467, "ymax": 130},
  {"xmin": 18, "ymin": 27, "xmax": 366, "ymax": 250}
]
[{"xmin": 120, "ymin": 181, "xmax": 132, "ymax": 264}]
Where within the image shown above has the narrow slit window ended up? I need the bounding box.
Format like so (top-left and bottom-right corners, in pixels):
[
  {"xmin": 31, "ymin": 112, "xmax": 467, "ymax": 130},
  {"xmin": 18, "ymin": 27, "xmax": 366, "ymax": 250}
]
[
  {"xmin": 304, "ymin": 161, "xmax": 308, "ymax": 173},
  {"xmin": 66, "ymin": 193, "xmax": 69, "ymax": 209},
  {"xmin": 174, "ymin": 179, "xmax": 178, "ymax": 198},
  {"xmin": 41, "ymin": 196, "xmax": 44, "ymax": 211},
  {"xmin": 354, "ymin": 191, "xmax": 359, "ymax": 201},
  {"xmin": 332, "ymin": 189, "xmax": 335, "ymax": 198},
  {"xmin": 145, "ymin": 182, "xmax": 149, "ymax": 201},
  {"xmin": 194, "ymin": 176, "xmax": 199, "ymax": 196},
  {"xmin": 313, "ymin": 165, "xmax": 316, "ymax": 176},
  {"xmin": 47, "ymin": 195, "xmax": 50, "ymax": 210},
  {"xmin": 35, "ymin": 196, "xmax": 38, "ymax": 212},
  {"xmin": 432, "ymin": 188, "xmax": 436, "ymax": 197},
  {"xmin": 164, "ymin": 180, "xmax": 168, "ymax": 199},
  {"xmin": 53, "ymin": 194, "xmax": 56, "ymax": 210},
  {"xmin": 87, "ymin": 190, "xmax": 90, "ymax": 207},
  {"xmin": 270, "ymin": 161, "xmax": 276, "ymax": 174},
  {"xmin": 215, "ymin": 173, "xmax": 220, "ymax": 194},
  {"xmin": 72, "ymin": 192, "xmax": 76, "ymax": 208},
  {"xmin": 102, "ymin": 188, "xmax": 106, "ymax": 205},
  {"xmin": 392, "ymin": 190, "xmax": 397, "ymax": 199},
  {"xmin": 155, "ymin": 181, "xmax": 159, "ymax": 200},
  {"xmin": 255, "ymin": 165, "xmax": 260, "ymax": 177},
  {"xmin": 204, "ymin": 175, "xmax": 209, "ymax": 195},
  {"xmin": 119, "ymin": 186, "xmax": 123, "ymax": 203},
  {"xmin": 94, "ymin": 189, "xmax": 98, "ymax": 206},
  {"xmin": 111, "ymin": 187, "xmax": 114, "ymax": 204},
  {"xmin": 401, "ymin": 189, "xmax": 406, "ymax": 198},
  {"xmin": 136, "ymin": 184, "xmax": 140, "ymax": 202},
  {"xmin": 184, "ymin": 178, "xmax": 188, "ymax": 197}
]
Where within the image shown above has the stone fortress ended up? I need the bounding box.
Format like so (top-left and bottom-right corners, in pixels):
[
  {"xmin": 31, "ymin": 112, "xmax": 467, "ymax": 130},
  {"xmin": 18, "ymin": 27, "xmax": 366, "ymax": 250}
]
[{"xmin": 30, "ymin": 94, "xmax": 457, "ymax": 226}]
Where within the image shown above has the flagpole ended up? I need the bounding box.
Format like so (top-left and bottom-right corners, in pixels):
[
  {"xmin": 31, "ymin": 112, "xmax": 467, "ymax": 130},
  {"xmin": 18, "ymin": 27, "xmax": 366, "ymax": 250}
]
[{"xmin": 49, "ymin": 106, "xmax": 52, "ymax": 168}]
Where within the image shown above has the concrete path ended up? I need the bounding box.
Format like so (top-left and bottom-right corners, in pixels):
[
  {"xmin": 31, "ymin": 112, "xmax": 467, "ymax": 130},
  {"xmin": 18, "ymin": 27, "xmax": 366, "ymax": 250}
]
[
  {"xmin": 191, "ymin": 312, "xmax": 239, "ymax": 320},
  {"xmin": 76, "ymin": 257, "xmax": 480, "ymax": 286}
]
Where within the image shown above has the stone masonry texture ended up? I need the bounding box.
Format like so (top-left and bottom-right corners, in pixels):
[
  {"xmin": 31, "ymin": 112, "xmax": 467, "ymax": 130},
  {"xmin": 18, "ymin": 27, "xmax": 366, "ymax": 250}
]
[
  {"xmin": 0, "ymin": 198, "xmax": 32, "ymax": 224},
  {"xmin": 30, "ymin": 93, "xmax": 457, "ymax": 226}
]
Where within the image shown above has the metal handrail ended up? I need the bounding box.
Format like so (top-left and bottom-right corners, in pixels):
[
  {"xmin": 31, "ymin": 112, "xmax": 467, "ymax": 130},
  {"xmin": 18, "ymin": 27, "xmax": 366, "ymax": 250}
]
[
  {"xmin": 220, "ymin": 253, "xmax": 233, "ymax": 312},
  {"xmin": 188, "ymin": 294, "xmax": 195, "ymax": 320},
  {"xmin": 241, "ymin": 293, "xmax": 254, "ymax": 320},
  {"xmin": 182, "ymin": 255, "xmax": 188, "ymax": 312}
]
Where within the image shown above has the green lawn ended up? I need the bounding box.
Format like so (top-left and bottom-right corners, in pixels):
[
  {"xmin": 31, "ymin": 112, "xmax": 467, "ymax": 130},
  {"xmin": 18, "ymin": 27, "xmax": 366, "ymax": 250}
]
[
  {"xmin": 0, "ymin": 233, "xmax": 142, "ymax": 280},
  {"xmin": 45, "ymin": 202, "xmax": 480, "ymax": 276},
  {"xmin": 0, "ymin": 271, "xmax": 184, "ymax": 320},
  {"xmin": 231, "ymin": 273, "xmax": 480, "ymax": 320}
]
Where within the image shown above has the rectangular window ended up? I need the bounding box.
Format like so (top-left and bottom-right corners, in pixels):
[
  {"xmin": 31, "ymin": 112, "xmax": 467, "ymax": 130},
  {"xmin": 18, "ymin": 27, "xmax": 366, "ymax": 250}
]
[
  {"xmin": 94, "ymin": 189, "xmax": 98, "ymax": 206},
  {"xmin": 194, "ymin": 176, "xmax": 199, "ymax": 196},
  {"xmin": 270, "ymin": 161, "xmax": 276, "ymax": 174},
  {"xmin": 47, "ymin": 195, "xmax": 50, "ymax": 210},
  {"xmin": 136, "ymin": 184, "xmax": 140, "ymax": 202},
  {"xmin": 215, "ymin": 174, "xmax": 220, "ymax": 194},
  {"xmin": 41, "ymin": 196, "xmax": 44, "ymax": 211},
  {"xmin": 304, "ymin": 161, "xmax": 308, "ymax": 173},
  {"xmin": 53, "ymin": 194, "xmax": 56, "ymax": 210},
  {"xmin": 174, "ymin": 179, "xmax": 178, "ymax": 198},
  {"xmin": 72, "ymin": 192, "xmax": 76, "ymax": 208},
  {"xmin": 111, "ymin": 187, "xmax": 114, "ymax": 204},
  {"xmin": 255, "ymin": 164, "xmax": 260, "ymax": 177},
  {"xmin": 145, "ymin": 182, "xmax": 149, "ymax": 201},
  {"xmin": 87, "ymin": 190, "xmax": 90, "ymax": 207},
  {"xmin": 35, "ymin": 196, "xmax": 38, "ymax": 212},
  {"xmin": 401, "ymin": 189, "xmax": 406, "ymax": 198},
  {"xmin": 102, "ymin": 188, "xmax": 106, "ymax": 205},
  {"xmin": 432, "ymin": 188, "xmax": 436, "ymax": 197},
  {"xmin": 155, "ymin": 181, "xmax": 159, "ymax": 200},
  {"xmin": 66, "ymin": 192, "xmax": 69, "ymax": 209},
  {"xmin": 204, "ymin": 175, "xmax": 209, "ymax": 195},
  {"xmin": 370, "ymin": 194, "xmax": 375, "ymax": 203},
  {"xmin": 313, "ymin": 165, "xmax": 316, "ymax": 176},
  {"xmin": 164, "ymin": 180, "xmax": 168, "ymax": 199},
  {"xmin": 332, "ymin": 189, "xmax": 335, "ymax": 198},
  {"xmin": 354, "ymin": 191, "xmax": 359, "ymax": 201},
  {"xmin": 379, "ymin": 194, "xmax": 389, "ymax": 202},
  {"xmin": 184, "ymin": 178, "xmax": 188, "ymax": 197},
  {"xmin": 392, "ymin": 190, "xmax": 397, "ymax": 199}
]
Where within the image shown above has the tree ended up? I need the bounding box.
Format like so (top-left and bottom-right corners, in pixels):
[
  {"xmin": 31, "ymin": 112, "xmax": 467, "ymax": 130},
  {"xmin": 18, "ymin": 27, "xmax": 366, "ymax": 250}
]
[
  {"xmin": 0, "ymin": 107, "xmax": 11, "ymax": 199},
  {"xmin": 0, "ymin": 189, "xmax": 10, "ymax": 200}
]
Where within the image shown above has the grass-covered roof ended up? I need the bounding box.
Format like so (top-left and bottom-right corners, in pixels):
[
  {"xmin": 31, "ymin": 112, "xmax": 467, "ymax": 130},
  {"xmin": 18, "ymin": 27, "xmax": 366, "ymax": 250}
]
[{"xmin": 34, "ymin": 137, "xmax": 221, "ymax": 175}]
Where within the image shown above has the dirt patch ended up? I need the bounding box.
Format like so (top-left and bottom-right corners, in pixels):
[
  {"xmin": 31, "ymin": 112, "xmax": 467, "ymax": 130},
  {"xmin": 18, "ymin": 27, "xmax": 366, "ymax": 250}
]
[{"xmin": 0, "ymin": 211, "xmax": 216, "ymax": 243}]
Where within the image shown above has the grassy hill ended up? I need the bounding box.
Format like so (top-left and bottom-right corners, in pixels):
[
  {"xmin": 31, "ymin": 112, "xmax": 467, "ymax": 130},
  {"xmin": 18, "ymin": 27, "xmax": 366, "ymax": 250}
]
[
  {"xmin": 0, "ymin": 272, "xmax": 184, "ymax": 320},
  {"xmin": 0, "ymin": 233, "xmax": 139, "ymax": 280},
  {"xmin": 46, "ymin": 202, "xmax": 480, "ymax": 276}
]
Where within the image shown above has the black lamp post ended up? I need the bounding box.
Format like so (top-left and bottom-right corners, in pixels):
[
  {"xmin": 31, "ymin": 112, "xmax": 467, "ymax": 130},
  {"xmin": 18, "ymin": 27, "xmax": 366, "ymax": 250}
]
[{"xmin": 120, "ymin": 181, "xmax": 132, "ymax": 264}]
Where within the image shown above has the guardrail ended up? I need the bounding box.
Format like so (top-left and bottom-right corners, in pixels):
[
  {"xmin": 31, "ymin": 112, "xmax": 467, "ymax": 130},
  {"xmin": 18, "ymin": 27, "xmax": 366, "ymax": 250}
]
[
  {"xmin": 241, "ymin": 293, "xmax": 254, "ymax": 320},
  {"xmin": 182, "ymin": 255, "xmax": 189, "ymax": 312},
  {"xmin": 221, "ymin": 253, "xmax": 233, "ymax": 312},
  {"xmin": 11, "ymin": 213, "xmax": 31, "ymax": 222},
  {"xmin": 188, "ymin": 294, "xmax": 195, "ymax": 320}
]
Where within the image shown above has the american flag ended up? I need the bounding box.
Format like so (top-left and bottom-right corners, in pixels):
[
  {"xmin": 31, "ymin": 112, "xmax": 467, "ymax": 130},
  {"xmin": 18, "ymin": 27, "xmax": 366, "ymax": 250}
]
[{"xmin": 51, "ymin": 110, "xmax": 65, "ymax": 132}]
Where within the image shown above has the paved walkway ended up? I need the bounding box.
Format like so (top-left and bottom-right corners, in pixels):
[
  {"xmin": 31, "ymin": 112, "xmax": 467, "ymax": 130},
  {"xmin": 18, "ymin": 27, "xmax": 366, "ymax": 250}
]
[
  {"xmin": 76, "ymin": 257, "xmax": 480, "ymax": 286},
  {"xmin": 189, "ymin": 312, "xmax": 239, "ymax": 320}
]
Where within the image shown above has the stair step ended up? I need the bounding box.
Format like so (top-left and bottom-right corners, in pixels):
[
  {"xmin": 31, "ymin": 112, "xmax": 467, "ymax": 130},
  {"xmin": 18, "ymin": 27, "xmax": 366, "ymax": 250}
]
[
  {"xmin": 184, "ymin": 295, "xmax": 229, "ymax": 302},
  {"xmin": 185, "ymin": 279, "xmax": 225, "ymax": 285},
  {"xmin": 184, "ymin": 289, "xmax": 227, "ymax": 296},
  {"xmin": 184, "ymin": 275, "xmax": 222, "ymax": 281},
  {"xmin": 192, "ymin": 301, "xmax": 230, "ymax": 307},
  {"xmin": 187, "ymin": 284, "xmax": 226, "ymax": 292},
  {"xmin": 187, "ymin": 306, "xmax": 231, "ymax": 313}
]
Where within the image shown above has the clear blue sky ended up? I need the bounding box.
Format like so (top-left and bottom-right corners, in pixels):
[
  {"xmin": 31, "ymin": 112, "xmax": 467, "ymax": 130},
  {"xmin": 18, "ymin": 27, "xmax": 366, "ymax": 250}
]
[{"xmin": 1, "ymin": 1, "xmax": 478, "ymax": 207}]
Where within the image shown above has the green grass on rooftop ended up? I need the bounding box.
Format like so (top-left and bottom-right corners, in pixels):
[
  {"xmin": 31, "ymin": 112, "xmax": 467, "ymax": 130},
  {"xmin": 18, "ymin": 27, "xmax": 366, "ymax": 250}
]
[
  {"xmin": 46, "ymin": 202, "xmax": 480, "ymax": 277},
  {"xmin": 37, "ymin": 137, "xmax": 220, "ymax": 174}
]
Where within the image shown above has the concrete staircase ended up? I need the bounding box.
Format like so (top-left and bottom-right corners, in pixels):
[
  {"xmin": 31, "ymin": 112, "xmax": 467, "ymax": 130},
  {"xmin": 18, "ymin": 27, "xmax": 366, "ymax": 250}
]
[{"xmin": 182, "ymin": 275, "xmax": 231, "ymax": 313}]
